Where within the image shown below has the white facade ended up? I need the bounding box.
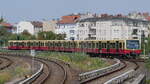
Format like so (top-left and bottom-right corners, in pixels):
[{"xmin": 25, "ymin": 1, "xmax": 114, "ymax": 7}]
[
  {"xmin": 17, "ymin": 21, "xmax": 34, "ymax": 35},
  {"xmin": 56, "ymin": 24, "xmax": 77, "ymax": 40},
  {"xmin": 17, "ymin": 21, "xmax": 43, "ymax": 35},
  {"xmin": 77, "ymin": 17, "xmax": 149, "ymax": 41},
  {"xmin": 43, "ymin": 20, "xmax": 57, "ymax": 32}
]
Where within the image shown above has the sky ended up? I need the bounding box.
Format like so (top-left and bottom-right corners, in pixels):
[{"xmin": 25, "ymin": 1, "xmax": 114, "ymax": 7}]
[{"xmin": 0, "ymin": 0, "xmax": 150, "ymax": 23}]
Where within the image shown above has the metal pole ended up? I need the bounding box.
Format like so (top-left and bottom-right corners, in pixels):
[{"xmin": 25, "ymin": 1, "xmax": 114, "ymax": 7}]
[
  {"xmin": 31, "ymin": 50, "xmax": 35, "ymax": 74},
  {"xmin": 144, "ymin": 43, "xmax": 145, "ymax": 58}
]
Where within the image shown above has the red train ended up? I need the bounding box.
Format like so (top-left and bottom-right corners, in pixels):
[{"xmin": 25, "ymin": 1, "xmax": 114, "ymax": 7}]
[{"xmin": 8, "ymin": 39, "xmax": 141, "ymax": 58}]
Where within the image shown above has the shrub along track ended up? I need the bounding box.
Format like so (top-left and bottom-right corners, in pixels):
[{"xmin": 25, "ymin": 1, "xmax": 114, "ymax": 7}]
[{"xmin": 85, "ymin": 59, "xmax": 139, "ymax": 84}]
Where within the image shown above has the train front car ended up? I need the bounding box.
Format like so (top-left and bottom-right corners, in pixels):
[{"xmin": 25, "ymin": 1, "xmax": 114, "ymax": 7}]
[{"xmin": 124, "ymin": 39, "xmax": 141, "ymax": 58}]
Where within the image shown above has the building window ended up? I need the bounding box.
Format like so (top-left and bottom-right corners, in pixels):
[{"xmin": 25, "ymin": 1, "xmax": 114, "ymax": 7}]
[
  {"xmin": 70, "ymin": 30, "xmax": 75, "ymax": 34},
  {"xmin": 132, "ymin": 29, "xmax": 138, "ymax": 35},
  {"xmin": 80, "ymin": 24, "xmax": 84, "ymax": 27},
  {"xmin": 70, "ymin": 37, "xmax": 75, "ymax": 40}
]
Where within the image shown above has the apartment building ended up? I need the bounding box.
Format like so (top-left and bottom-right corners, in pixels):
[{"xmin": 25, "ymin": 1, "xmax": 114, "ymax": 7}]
[
  {"xmin": 77, "ymin": 17, "xmax": 150, "ymax": 41},
  {"xmin": 43, "ymin": 20, "xmax": 57, "ymax": 32},
  {"xmin": 56, "ymin": 15, "xmax": 80, "ymax": 40},
  {"xmin": 17, "ymin": 21, "xmax": 43, "ymax": 35}
]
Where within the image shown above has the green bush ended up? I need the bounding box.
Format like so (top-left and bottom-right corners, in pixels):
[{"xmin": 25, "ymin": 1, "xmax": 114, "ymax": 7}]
[
  {"xmin": 0, "ymin": 72, "xmax": 11, "ymax": 84},
  {"xmin": 36, "ymin": 52, "xmax": 109, "ymax": 71}
]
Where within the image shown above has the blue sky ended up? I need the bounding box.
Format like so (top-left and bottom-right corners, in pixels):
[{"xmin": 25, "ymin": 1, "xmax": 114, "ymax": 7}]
[{"xmin": 0, "ymin": 0, "xmax": 149, "ymax": 23}]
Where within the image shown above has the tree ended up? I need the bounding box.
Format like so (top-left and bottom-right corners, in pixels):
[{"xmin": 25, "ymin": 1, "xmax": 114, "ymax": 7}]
[
  {"xmin": 56, "ymin": 34, "xmax": 66, "ymax": 40},
  {"xmin": 0, "ymin": 16, "xmax": 4, "ymax": 23},
  {"xmin": 22, "ymin": 30, "xmax": 31, "ymax": 36},
  {"xmin": 0, "ymin": 27, "xmax": 12, "ymax": 46},
  {"xmin": 37, "ymin": 31, "xmax": 56, "ymax": 40}
]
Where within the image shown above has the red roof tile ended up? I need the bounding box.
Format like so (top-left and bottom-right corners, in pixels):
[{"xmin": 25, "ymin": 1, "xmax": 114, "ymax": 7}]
[
  {"xmin": 0, "ymin": 22, "xmax": 12, "ymax": 27},
  {"xmin": 31, "ymin": 21, "xmax": 43, "ymax": 28},
  {"xmin": 58, "ymin": 15, "xmax": 80, "ymax": 24}
]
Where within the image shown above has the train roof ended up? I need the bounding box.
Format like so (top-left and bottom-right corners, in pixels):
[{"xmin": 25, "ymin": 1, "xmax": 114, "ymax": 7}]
[{"xmin": 8, "ymin": 39, "xmax": 140, "ymax": 42}]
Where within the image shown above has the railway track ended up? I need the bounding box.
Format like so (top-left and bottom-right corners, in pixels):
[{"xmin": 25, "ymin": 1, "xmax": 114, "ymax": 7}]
[
  {"xmin": 0, "ymin": 56, "xmax": 13, "ymax": 70},
  {"xmin": 84, "ymin": 59, "xmax": 140, "ymax": 84},
  {"xmin": 122, "ymin": 59, "xmax": 146, "ymax": 84},
  {"xmin": 1, "ymin": 53, "xmax": 79, "ymax": 84},
  {"xmin": 0, "ymin": 53, "xmax": 68, "ymax": 84},
  {"xmin": 0, "ymin": 52, "xmax": 144, "ymax": 84},
  {"xmin": 31, "ymin": 57, "xmax": 67, "ymax": 84}
]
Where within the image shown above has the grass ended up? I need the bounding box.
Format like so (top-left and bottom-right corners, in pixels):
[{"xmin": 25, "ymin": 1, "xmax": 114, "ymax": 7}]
[
  {"xmin": 36, "ymin": 51, "xmax": 109, "ymax": 71},
  {"xmin": 0, "ymin": 49, "xmax": 109, "ymax": 71},
  {"xmin": 0, "ymin": 66, "xmax": 30, "ymax": 84},
  {"xmin": 0, "ymin": 51, "xmax": 31, "ymax": 84},
  {"xmin": 0, "ymin": 72, "xmax": 11, "ymax": 84},
  {"xmin": 146, "ymin": 80, "xmax": 150, "ymax": 84}
]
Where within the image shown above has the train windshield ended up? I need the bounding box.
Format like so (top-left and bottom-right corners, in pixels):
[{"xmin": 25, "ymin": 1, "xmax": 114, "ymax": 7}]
[{"xmin": 126, "ymin": 40, "xmax": 140, "ymax": 49}]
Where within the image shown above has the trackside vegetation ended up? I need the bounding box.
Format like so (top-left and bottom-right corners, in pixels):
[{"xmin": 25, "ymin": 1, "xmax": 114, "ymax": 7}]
[
  {"xmin": 0, "ymin": 57, "xmax": 30, "ymax": 84},
  {"xmin": 36, "ymin": 51, "xmax": 109, "ymax": 71},
  {"xmin": 0, "ymin": 50, "xmax": 109, "ymax": 71}
]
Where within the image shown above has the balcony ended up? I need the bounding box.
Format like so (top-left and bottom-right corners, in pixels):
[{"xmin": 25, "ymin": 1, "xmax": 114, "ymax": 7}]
[
  {"xmin": 88, "ymin": 34, "xmax": 96, "ymax": 40},
  {"xmin": 88, "ymin": 25, "xmax": 96, "ymax": 29},
  {"xmin": 89, "ymin": 29, "xmax": 96, "ymax": 35}
]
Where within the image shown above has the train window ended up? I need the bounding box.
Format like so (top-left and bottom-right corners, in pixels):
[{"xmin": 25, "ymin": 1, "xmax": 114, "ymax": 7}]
[
  {"xmin": 82, "ymin": 42, "xmax": 85, "ymax": 49},
  {"xmin": 45, "ymin": 42, "xmax": 49, "ymax": 46},
  {"xmin": 99, "ymin": 41, "xmax": 102, "ymax": 49},
  {"xmin": 16, "ymin": 42, "xmax": 18, "ymax": 46},
  {"xmin": 10, "ymin": 42, "xmax": 13, "ymax": 46},
  {"xmin": 73, "ymin": 42, "xmax": 76, "ymax": 48},
  {"xmin": 54, "ymin": 42, "xmax": 57, "ymax": 47},
  {"xmin": 96, "ymin": 42, "xmax": 99, "ymax": 48},
  {"xmin": 107, "ymin": 41, "xmax": 110, "ymax": 49},
  {"xmin": 82, "ymin": 42, "xmax": 85, "ymax": 48},
  {"xmin": 47, "ymin": 42, "xmax": 51, "ymax": 47},
  {"xmin": 123, "ymin": 43, "xmax": 125, "ymax": 49},
  {"xmin": 55, "ymin": 42, "xmax": 58, "ymax": 47},
  {"xmin": 22, "ymin": 42, "xmax": 25, "ymax": 46},
  {"xmin": 79, "ymin": 42, "xmax": 81, "ymax": 48},
  {"xmin": 58, "ymin": 42, "xmax": 61, "ymax": 47},
  {"xmin": 119, "ymin": 43, "xmax": 122, "ymax": 49},
  {"xmin": 27, "ymin": 42, "xmax": 30, "ymax": 46},
  {"xmin": 68, "ymin": 42, "xmax": 70, "ymax": 48},
  {"xmin": 63, "ymin": 42, "xmax": 65, "ymax": 48},
  {"xmin": 14, "ymin": 42, "xmax": 16, "ymax": 46},
  {"xmin": 40, "ymin": 42, "xmax": 44, "ymax": 46},
  {"xmin": 65, "ymin": 42, "xmax": 68, "ymax": 48},
  {"xmin": 30, "ymin": 42, "xmax": 33, "ymax": 46},
  {"xmin": 87, "ymin": 42, "xmax": 91, "ymax": 48},
  {"xmin": 57, "ymin": 42, "xmax": 60, "ymax": 47},
  {"xmin": 104, "ymin": 43, "xmax": 107, "ymax": 48},
  {"xmin": 116, "ymin": 41, "xmax": 119, "ymax": 49},
  {"xmin": 110, "ymin": 43, "xmax": 115, "ymax": 48},
  {"xmin": 112, "ymin": 43, "xmax": 115, "ymax": 48},
  {"xmin": 92, "ymin": 42, "xmax": 95, "ymax": 48},
  {"xmin": 102, "ymin": 43, "xmax": 106, "ymax": 48},
  {"xmin": 79, "ymin": 42, "xmax": 83, "ymax": 48},
  {"xmin": 85, "ymin": 42, "xmax": 88, "ymax": 48},
  {"xmin": 71, "ymin": 42, "xmax": 73, "ymax": 48},
  {"xmin": 35, "ymin": 42, "xmax": 39, "ymax": 46},
  {"xmin": 66, "ymin": 42, "xmax": 68, "ymax": 48},
  {"xmin": 24, "ymin": 42, "xmax": 27, "ymax": 46}
]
